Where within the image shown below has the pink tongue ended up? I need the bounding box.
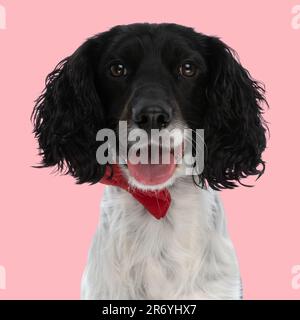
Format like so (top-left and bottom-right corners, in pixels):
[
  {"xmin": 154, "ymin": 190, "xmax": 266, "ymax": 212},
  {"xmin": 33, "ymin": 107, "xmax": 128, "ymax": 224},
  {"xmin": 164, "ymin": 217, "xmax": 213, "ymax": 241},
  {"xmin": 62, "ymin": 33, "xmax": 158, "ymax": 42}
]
[{"xmin": 127, "ymin": 154, "xmax": 176, "ymax": 186}]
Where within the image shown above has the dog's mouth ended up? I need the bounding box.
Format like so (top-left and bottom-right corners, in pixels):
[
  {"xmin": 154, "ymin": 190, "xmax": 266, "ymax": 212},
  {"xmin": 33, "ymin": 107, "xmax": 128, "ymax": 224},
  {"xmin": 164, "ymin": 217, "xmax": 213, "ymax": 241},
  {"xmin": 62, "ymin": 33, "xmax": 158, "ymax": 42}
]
[{"xmin": 126, "ymin": 144, "xmax": 183, "ymax": 186}]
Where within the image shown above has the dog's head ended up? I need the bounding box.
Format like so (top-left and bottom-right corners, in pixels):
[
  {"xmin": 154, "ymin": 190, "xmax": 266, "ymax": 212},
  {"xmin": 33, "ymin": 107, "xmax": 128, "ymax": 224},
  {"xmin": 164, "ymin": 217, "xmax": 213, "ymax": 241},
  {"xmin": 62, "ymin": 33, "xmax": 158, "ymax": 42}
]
[{"xmin": 32, "ymin": 23, "xmax": 267, "ymax": 190}]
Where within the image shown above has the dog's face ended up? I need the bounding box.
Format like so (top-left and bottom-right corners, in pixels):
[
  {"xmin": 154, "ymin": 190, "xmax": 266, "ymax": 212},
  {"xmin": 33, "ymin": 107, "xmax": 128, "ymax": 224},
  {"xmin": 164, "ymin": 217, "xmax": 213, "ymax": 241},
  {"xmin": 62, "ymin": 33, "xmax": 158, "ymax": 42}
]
[
  {"xmin": 97, "ymin": 24, "xmax": 209, "ymax": 189},
  {"xmin": 32, "ymin": 23, "xmax": 267, "ymax": 190}
]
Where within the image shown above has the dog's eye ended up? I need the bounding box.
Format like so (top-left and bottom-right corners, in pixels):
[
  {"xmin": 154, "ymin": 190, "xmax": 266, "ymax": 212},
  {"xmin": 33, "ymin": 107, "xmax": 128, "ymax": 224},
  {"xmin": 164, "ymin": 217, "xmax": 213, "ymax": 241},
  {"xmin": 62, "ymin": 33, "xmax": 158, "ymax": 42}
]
[
  {"xmin": 110, "ymin": 63, "xmax": 127, "ymax": 77},
  {"xmin": 179, "ymin": 62, "xmax": 197, "ymax": 78}
]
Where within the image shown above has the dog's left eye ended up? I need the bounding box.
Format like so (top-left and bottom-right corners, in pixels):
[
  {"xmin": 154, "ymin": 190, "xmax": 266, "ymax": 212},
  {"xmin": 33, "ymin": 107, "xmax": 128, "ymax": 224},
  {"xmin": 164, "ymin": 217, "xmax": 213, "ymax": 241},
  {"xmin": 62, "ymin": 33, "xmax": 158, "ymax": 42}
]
[
  {"xmin": 110, "ymin": 63, "xmax": 127, "ymax": 77},
  {"xmin": 178, "ymin": 62, "xmax": 197, "ymax": 78}
]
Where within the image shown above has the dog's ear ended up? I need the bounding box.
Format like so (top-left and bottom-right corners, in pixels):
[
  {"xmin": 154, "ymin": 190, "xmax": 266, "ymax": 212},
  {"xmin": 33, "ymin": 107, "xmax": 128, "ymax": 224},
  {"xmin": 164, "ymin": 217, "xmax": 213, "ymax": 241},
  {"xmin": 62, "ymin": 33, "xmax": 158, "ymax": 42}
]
[
  {"xmin": 199, "ymin": 36, "xmax": 268, "ymax": 190},
  {"xmin": 32, "ymin": 37, "xmax": 107, "ymax": 183}
]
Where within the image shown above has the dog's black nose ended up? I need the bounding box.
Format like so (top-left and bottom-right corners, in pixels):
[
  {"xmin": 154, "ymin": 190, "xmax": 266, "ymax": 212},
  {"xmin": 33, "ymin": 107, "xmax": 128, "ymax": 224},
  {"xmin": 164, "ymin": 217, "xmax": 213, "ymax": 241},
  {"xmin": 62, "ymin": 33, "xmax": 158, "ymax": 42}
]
[{"xmin": 132, "ymin": 106, "xmax": 171, "ymax": 130}]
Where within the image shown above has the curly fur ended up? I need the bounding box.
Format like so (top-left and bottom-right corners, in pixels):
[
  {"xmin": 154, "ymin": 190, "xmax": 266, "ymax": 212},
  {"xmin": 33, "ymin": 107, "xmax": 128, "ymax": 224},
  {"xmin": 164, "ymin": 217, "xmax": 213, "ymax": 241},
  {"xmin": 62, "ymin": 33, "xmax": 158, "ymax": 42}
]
[{"xmin": 32, "ymin": 23, "xmax": 267, "ymax": 189}]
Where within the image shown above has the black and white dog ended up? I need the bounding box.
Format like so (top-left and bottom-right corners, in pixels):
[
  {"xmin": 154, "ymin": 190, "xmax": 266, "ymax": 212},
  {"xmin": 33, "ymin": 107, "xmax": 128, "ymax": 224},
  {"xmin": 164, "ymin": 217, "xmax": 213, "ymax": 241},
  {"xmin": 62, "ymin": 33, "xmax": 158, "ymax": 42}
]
[{"xmin": 32, "ymin": 23, "xmax": 267, "ymax": 299}]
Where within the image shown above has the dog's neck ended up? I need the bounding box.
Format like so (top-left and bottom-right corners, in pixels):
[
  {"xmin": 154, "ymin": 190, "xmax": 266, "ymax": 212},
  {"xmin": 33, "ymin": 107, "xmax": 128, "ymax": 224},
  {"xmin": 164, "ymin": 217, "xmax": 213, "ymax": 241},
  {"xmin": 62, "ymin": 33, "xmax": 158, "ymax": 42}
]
[{"xmin": 81, "ymin": 178, "xmax": 241, "ymax": 299}]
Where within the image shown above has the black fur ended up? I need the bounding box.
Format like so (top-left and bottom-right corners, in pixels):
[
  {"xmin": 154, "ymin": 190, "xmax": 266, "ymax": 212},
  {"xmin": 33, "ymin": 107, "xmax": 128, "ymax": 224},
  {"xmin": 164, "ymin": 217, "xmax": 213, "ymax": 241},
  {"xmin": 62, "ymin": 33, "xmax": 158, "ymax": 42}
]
[{"xmin": 32, "ymin": 23, "xmax": 268, "ymax": 189}]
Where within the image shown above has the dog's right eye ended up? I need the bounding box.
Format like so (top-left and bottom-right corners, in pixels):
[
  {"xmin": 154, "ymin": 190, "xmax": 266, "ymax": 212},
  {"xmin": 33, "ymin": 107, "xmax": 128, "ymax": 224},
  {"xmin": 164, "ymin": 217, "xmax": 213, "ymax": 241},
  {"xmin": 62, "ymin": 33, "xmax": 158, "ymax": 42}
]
[
  {"xmin": 178, "ymin": 61, "xmax": 198, "ymax": 78},
  {"xmin": 110, "ymin": 63, "xmax": 127, "ymax": 77}
]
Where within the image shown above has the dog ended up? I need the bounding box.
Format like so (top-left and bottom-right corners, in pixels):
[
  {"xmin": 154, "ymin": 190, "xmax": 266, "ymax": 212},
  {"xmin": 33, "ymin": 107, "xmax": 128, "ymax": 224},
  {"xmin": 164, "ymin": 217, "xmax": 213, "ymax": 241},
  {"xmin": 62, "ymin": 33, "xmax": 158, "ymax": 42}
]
[{"xmin": 32, "ymin": 23, "xmax": 267, "ymax": 299}]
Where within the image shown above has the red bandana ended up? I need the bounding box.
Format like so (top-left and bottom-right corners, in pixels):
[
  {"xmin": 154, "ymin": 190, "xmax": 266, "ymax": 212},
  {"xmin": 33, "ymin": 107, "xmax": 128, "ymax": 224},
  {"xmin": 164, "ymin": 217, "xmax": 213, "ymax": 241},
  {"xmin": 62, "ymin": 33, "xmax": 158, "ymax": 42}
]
[{"xmin": 100, "ymin": 164, "xmax": 171, "ymax": 219}]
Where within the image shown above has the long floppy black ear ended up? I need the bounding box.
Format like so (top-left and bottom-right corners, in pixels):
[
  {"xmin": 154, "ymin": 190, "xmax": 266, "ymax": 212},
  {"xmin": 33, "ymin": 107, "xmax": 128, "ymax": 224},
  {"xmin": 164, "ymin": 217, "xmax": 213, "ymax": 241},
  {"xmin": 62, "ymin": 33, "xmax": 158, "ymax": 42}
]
[
  {"xmin": 32, "ymin": 37, "xmax": 106, "ymax": 183},
  {"xmin": 199, "ymin": 36, "xmax": 268, "ymax": 190}
]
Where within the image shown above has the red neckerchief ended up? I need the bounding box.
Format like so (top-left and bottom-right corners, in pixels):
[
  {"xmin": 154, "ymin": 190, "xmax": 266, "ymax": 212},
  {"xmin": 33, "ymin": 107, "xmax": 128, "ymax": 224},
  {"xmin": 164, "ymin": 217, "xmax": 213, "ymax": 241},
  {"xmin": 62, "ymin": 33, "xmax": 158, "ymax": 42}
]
[{"xmin": 100, "ymin": 164, "xmax": 171, "ymax": 219}]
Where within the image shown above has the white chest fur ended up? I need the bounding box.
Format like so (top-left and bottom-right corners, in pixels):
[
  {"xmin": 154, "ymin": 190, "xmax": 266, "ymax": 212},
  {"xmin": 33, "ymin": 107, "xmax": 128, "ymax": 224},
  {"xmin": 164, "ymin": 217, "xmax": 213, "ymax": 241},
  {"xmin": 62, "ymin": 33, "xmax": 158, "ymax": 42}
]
[{"xmin": 81, "ymin": 177, "xmax": 242, "ymax": 299}]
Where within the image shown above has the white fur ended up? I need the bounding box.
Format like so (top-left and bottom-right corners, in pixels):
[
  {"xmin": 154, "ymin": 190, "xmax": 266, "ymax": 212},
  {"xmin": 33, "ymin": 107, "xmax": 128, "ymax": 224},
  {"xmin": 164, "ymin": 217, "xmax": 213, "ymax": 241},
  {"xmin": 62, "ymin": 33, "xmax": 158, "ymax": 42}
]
[{"xmin": 81, "ymin": 175, "xmax": 242, "ymax": 300}]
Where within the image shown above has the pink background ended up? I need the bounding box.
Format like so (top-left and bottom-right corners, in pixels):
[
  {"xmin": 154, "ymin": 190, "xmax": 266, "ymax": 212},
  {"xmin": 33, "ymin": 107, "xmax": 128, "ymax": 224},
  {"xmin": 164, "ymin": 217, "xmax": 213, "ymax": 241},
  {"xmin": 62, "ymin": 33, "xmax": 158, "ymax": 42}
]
[{"xmin": 0, "ymin": 0, "xmax": 299, "ymax": 299}]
